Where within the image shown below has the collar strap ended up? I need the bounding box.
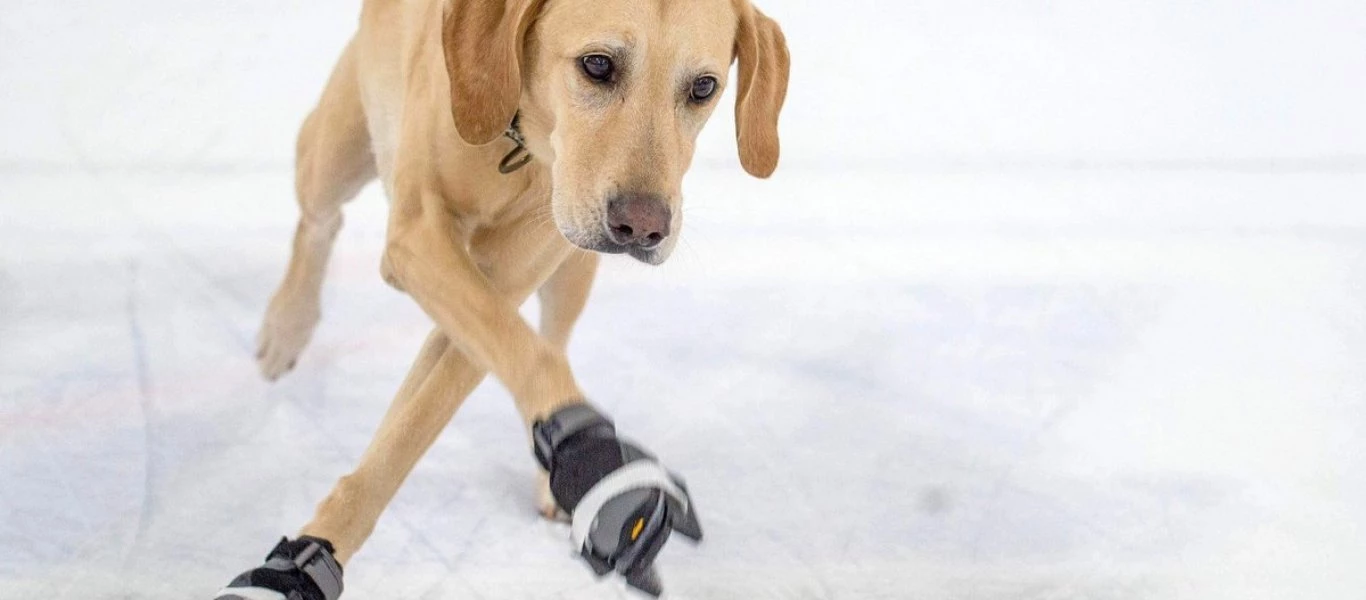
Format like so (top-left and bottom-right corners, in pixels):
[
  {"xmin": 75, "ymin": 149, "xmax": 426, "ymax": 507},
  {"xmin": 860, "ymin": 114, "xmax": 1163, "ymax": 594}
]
[{"xmin": 498, "ymin": 112, "xmax": 533, "ymax": 174}]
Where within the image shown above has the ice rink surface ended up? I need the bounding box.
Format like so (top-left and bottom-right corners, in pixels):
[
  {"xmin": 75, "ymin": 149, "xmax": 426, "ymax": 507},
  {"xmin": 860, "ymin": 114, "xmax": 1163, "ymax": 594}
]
[
  {"xmin": 3, "ymin": 1, "xmax": 1366, "ymax": 599},
  {"xmin": 4, "ymin": 168, "xmax": 1365, "ymax": 600}
]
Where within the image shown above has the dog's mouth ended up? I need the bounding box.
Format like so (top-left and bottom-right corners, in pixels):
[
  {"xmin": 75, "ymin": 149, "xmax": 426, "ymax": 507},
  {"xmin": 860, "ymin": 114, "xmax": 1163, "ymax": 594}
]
[
  {"xmin": 574, "ymin": 237, "xmax": 667, "ymax": 265},
  {"xmin": 627, "ymin": 245, "xmax": 666, "ymax": 265}
]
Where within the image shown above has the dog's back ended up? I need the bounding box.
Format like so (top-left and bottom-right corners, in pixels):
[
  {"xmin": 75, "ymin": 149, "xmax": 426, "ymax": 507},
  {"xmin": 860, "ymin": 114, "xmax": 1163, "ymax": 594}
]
[{"xmin": 348, "ymin": 0, "xmax": 446, "ymax": 192}]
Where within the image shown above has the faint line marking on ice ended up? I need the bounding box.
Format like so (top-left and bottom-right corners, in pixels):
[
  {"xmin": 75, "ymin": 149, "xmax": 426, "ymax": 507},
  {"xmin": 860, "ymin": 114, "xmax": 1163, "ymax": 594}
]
[
  {"xmin": 135, "ymin": 227, "xmax": 257, "ymax": 353},
  {"xmin": 273, "ymin": 396, "xmax": 466, "ymax": 583},
  {"xmin": 966, "ymin": 392, "xmax": 1080, "ymax": 563},
  {"xmin": 122, "ymin": 258, "xmax": 158, "ymax": 567},
  {"xmin": 736, "ymin": 411, "xmax": 838, "ymax": 600},
  {"xmin": 52, "ymin": 123, "xmax": 258, "ymax": 354},
  {"xmin": 759, "ymin": 525, "xmax": 837, "ymax": 600}
]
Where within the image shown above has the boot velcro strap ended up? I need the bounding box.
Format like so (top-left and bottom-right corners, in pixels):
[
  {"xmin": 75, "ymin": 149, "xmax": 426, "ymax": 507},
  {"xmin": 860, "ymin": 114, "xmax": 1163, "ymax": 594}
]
[
  {"xmin": 259, "ymin": 538, "xmax": 344, "ymax": 600},
  {"xmin": 570, "ymin": 460, "xmax": 688, "ymax": 551},
  {"xmin": 533, "ymin": 402, "xmax": 614, "ymax": 470}
]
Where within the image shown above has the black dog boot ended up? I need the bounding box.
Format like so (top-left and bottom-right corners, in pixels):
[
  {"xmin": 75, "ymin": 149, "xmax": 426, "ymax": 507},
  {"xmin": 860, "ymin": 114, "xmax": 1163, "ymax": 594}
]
[
  {"xmin": 534, "ymin": 402, "xmax": 704, "ymax": 597},
  {"xmin": 214, "ymin": 536, "xmax": 344, "ymax": 600}
]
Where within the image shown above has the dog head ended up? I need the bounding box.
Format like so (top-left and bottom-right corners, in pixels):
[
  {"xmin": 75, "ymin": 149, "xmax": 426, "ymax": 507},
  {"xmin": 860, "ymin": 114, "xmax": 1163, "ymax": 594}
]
[{"xmin": 444, "ymin": 0, "xmax": 790, "ymax": 264}]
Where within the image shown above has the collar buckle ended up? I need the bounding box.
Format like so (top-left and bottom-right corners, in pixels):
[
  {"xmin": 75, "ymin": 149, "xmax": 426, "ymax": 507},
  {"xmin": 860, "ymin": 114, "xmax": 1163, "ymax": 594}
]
[{"xmin": 499, "ymin": 113, "xmax": 533, "ymax": 174}]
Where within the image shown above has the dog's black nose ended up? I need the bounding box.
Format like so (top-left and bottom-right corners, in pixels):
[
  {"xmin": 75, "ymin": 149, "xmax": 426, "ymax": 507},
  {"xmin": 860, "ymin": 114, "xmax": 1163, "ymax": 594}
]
[{"xmin": 606, "ymin": 193, "xmax": 671, "ymax": 248}]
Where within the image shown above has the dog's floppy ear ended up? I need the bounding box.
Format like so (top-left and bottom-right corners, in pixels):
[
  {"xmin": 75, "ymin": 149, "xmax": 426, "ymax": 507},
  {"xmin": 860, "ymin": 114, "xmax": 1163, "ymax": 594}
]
[
  {"xmin": 443, "ymin": 0, "xmax": 542, "ymax": 145},
  {"xmin": 733, "ymin": 3, "xmax": 790, "ymax": 178}
]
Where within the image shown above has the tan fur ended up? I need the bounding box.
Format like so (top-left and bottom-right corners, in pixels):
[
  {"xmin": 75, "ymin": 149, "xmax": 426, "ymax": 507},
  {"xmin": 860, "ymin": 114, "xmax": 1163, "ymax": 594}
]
[
  {"xmin": 254, "ymin": 0, "xmax": 789, "ymax": 564},
  {"xmin": 734, "ymin": 5, "xmax": 790, "ymax": 177}
]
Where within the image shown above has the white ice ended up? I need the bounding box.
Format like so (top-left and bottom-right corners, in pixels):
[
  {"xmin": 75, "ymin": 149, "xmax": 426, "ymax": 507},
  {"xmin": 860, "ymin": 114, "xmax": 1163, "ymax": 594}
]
[{"xmin": 2, "ymin": 1, "xmax": 1365, "ymax": 599}]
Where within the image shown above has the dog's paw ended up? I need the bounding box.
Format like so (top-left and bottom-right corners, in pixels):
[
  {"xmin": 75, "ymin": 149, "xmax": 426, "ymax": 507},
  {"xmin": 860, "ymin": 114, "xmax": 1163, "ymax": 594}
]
[
  {"xmin": 256, "ymin": 295, "xmax": 320, "ymax": 381},
  {"xmin": 537, "ymin": 471, "xmax": 570, "ymax": 522}
]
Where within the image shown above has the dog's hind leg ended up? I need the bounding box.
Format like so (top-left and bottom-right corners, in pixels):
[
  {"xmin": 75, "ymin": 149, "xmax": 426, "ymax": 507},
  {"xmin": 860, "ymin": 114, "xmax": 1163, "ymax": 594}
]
[
  {"xmin": 257, "ymin": 39, "xmax": 377, "ymax": 380},
  {"xmin": 537, "ymin": 250, "xmax": 600, "ymax": 351}
]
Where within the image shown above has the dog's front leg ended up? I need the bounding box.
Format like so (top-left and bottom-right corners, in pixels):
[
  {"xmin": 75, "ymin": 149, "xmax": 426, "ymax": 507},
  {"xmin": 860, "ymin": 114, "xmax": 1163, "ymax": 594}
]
[
  {"xmin": 215, "ymin": 199, "xmax": 700, "ymax": 600},
  {"xmin": 383, "ymin": 213, "xmax": 704, "ymax": 595},
  {"xmin": 294, "ymin": 327, "xmax": 479, "ymax": 564},
  {"xmin": 294, "ymin": 207, "xmax": 578, "ymax": 562},
  {"xmin": 383, "ymin": 205, "xmax": 584, "ymax": 425}
]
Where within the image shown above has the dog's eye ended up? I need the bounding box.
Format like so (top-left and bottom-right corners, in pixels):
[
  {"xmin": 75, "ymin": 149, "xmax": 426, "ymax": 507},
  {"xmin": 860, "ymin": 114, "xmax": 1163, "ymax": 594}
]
[
  {"xmin": 690, "ymin": 76, "xmax": 718, "ymax": 102},
  {"xmin": 581, "ymin": 55, "xmax": 614, "ymax": 82}
]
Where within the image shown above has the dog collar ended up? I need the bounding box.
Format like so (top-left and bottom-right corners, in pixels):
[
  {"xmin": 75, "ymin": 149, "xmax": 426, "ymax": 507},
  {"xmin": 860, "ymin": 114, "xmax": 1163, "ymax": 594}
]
[{"xmin": 499, "ymin": 112, "xmax": 533, "ymax": 174}]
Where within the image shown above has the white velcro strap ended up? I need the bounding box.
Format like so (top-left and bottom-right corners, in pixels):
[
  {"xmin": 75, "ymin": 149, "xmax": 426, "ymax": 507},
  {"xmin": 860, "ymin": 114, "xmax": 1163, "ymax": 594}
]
[
  {"xmin": 570, "ymin": 460, "xmax": 687, "ymax": 549},
  {"xmin": 214, "ymin": 586, "xmax": 288, "ymax": 600}
]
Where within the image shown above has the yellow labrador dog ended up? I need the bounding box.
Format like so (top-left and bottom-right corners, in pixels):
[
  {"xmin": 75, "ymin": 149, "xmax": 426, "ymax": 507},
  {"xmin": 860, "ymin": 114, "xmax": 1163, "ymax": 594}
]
[{"xmin": 226, "ymin": 0, "xmax": 787, "ymax": 596}]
